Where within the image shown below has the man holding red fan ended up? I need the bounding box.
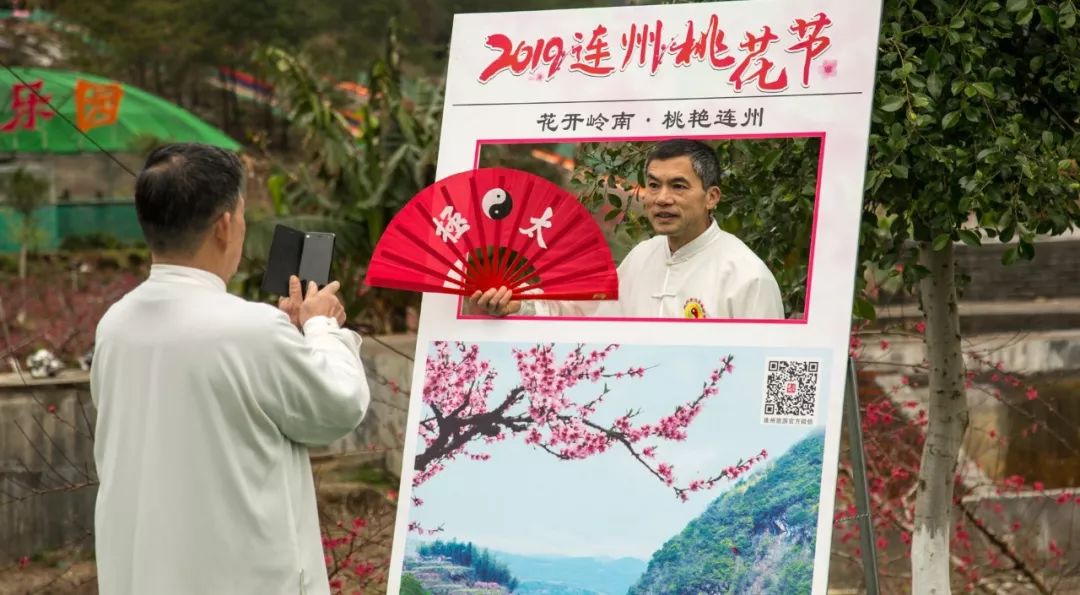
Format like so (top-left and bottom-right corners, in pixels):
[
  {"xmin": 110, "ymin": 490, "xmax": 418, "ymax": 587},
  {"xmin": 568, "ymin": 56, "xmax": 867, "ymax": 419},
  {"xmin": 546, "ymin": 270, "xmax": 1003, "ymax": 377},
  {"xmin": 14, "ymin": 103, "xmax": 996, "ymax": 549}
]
[{"xmin": 467, "ymin": 138, "xmax": 784, "ymax": 320}]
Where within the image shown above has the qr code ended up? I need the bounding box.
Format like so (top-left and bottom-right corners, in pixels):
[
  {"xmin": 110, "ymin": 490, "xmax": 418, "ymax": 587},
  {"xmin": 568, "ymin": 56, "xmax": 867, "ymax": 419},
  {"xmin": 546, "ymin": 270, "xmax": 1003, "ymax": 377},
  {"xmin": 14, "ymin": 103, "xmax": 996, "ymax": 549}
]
[{"xmin": 762, "ymin": 359, "xmax": 821, "ymax": 426}]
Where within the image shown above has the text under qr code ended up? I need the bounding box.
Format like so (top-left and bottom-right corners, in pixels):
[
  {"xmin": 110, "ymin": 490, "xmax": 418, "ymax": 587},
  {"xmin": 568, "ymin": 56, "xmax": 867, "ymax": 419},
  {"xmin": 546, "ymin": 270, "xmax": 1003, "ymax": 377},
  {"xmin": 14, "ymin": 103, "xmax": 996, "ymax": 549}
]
[{"xmin": 762, "ymin": 358, "xmax": 821, "ymax": 426}]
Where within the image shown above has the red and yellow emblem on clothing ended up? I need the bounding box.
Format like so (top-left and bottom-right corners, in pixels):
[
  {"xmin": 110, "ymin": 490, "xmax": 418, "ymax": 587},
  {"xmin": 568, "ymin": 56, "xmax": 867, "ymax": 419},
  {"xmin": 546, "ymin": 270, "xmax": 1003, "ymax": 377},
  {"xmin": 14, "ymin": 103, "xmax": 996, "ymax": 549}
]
[{"xmin": 683, "ymin": 298, "xmax": 706, "ymax": 319}]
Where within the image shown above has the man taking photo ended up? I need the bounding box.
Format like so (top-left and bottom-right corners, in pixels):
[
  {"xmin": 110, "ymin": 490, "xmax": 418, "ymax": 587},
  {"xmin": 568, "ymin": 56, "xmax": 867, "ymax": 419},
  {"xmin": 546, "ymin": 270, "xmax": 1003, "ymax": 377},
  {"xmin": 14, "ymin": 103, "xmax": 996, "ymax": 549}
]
[{"xmin": 91, "ymin": 143, "xmax": 370, "ymax": 594}]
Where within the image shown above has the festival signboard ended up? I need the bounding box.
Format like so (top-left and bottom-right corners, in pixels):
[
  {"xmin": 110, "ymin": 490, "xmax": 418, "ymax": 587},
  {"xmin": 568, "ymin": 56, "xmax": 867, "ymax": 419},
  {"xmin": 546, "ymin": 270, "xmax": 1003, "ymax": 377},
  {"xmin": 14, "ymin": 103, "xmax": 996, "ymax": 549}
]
[{"xmin": 386, "ymin": 2, "xmax": 884, "ymax": 593}]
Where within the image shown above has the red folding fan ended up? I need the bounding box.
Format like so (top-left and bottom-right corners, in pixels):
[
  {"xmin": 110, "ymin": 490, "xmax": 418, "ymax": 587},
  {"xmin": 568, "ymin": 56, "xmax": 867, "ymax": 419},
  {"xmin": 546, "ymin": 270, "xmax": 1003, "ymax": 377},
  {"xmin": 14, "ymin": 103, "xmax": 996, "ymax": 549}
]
[{"xmin": 365, "ymin": 167, "xmax": 618, "ymax": 301}]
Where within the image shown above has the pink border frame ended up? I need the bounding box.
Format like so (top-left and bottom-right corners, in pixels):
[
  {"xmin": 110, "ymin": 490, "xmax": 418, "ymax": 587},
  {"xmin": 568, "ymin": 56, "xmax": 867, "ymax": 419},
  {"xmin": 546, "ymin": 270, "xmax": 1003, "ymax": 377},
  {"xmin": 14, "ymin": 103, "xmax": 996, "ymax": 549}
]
[{"xmin": 455, "ymin": 131, "xmax": 826, "ymax": 325}]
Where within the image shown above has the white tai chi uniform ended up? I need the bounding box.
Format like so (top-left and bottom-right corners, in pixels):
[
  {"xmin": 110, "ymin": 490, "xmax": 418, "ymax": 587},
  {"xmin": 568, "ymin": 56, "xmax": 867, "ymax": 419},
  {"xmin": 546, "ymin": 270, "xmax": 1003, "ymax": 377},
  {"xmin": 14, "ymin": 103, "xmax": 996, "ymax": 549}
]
[
  {"xmin": 522, "ymin": 221, "xmax": 784, "ymax": 319},
  {"xmin": 90, "ymin": 264, "xmax": 370, "ymax": 595}
]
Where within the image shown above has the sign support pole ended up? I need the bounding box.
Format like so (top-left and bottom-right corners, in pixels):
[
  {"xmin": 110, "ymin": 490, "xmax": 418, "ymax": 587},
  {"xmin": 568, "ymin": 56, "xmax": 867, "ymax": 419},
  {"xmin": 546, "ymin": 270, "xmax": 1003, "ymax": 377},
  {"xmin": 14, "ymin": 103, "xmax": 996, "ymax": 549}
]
[{"xmin": 844, "ymin": 356, "xmax": 881, "ymax": 595}]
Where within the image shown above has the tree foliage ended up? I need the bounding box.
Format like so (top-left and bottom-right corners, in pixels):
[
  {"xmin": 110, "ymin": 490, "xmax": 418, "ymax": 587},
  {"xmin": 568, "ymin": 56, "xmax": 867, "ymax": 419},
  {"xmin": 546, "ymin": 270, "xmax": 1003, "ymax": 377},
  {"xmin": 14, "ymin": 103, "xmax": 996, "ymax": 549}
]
[
  {"xmin": 417, "ymin": 540, "xmax": 520, "ymax": 590},
  {"xmin": 860, "ymin": 0, "xmax": 1080, "ymax": 309},
  {"xmin": 234, "ymin": 31, "xmax": 443, "ymax": 333}
]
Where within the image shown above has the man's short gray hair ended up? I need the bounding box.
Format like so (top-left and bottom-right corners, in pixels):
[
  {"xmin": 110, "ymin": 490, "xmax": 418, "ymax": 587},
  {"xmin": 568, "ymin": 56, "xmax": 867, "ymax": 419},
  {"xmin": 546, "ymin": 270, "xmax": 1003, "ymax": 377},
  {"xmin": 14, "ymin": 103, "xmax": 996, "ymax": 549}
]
[{"xmin": 644, "ymin": 138, "xmax": 721, "ymax": 190}]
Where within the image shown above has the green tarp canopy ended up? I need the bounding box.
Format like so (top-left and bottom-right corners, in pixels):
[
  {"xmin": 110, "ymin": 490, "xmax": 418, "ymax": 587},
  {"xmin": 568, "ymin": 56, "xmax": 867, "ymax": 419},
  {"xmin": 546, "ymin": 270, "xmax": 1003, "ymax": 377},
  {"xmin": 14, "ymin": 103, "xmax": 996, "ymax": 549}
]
[{"xmin": 0, "ymin": 67, "xmax": 240, "ymax": 154}]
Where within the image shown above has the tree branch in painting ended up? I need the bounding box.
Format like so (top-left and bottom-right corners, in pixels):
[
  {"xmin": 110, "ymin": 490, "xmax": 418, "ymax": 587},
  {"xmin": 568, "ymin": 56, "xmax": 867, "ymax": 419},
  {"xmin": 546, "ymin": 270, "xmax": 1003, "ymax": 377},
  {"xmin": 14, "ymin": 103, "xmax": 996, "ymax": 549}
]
[{"xmin": 411, "ymin": 341, "xmax": 768, "ymax": 519}]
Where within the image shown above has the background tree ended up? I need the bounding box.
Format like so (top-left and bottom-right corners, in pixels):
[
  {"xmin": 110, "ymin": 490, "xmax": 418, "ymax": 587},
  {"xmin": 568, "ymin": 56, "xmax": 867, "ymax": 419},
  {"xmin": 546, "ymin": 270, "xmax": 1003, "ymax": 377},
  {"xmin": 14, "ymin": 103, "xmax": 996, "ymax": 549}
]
[
  {"xmin": 861, "ymin": 2, "xmax": 1079, "ymax": 592},
  {"xmin": 835, "ymin": 327, "xmax": 1080, "ymax": 593},
  {"xmin": 235, "ymin": 30, "xmax": 444, "ymax": 334},
  {"xmin": 0, "ymin": 167, "xmax": 50, "ymax": 280}
]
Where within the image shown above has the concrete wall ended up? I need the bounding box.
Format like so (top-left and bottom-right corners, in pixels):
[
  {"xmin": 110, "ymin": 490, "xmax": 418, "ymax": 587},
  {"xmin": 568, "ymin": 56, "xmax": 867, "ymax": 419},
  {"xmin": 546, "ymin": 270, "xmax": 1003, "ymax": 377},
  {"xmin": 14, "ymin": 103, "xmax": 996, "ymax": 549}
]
[
  {"xmin": 0, "ymin": 372, "xmax": 96, "ymax": 559},
  {"xmin": 875, "ymin": 238, "xmax": 1080, "ymax": 334},
  {"xmin": 954, "ymin": 238, "xmax": 1080, "ymax": 302},
  {"xmin": 0, "ymin": 334, "xmax": 416, "ymax": 559}
]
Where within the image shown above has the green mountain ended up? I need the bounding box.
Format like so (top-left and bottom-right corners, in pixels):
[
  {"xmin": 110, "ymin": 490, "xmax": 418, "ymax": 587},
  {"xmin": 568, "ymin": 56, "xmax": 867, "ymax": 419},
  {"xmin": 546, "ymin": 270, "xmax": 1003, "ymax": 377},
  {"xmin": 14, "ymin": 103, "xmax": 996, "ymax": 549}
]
[
  {"xmin": 401, "ymin": 573, "xmax": 430, "ymax": 595},
  {"xmin": 629, "ymin": 432, "xmax": 826, "ymax": 594},
  {"xmin": 493, "ymin": 551, "xmax": 646, "ymax": 594}
]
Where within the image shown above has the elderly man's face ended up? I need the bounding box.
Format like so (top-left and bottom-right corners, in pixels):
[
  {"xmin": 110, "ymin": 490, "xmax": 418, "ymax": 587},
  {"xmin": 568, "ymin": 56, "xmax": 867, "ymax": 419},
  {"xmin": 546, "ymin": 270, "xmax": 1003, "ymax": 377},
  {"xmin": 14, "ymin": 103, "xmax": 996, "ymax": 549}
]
[{"xmin": 643, "ymin": 156, "xmax": 720, "ymax": 252}]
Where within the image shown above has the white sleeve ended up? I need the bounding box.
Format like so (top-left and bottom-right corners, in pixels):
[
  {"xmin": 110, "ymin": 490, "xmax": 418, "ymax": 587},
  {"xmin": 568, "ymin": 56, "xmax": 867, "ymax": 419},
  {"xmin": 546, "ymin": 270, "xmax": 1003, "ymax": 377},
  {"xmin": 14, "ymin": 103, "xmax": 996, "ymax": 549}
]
[
  {"xmin": 732, "ymin": 274, "xmax": 785, "ymax": 319},
  {"xmin": 523, "ymin": 298, "xmax": 606, "ymax": 317},
  {"xmin": 256, "ymin": 313, "xmax": 371, "ymax": 446}
]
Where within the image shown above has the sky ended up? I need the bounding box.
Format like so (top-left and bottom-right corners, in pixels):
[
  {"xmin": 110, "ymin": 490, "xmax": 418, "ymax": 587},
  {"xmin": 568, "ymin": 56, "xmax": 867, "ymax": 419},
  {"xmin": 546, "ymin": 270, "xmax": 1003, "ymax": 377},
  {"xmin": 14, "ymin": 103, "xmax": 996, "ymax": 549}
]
[{"xmin": 407, "ymin": 341, "xmax": 832, "ymax": 560}]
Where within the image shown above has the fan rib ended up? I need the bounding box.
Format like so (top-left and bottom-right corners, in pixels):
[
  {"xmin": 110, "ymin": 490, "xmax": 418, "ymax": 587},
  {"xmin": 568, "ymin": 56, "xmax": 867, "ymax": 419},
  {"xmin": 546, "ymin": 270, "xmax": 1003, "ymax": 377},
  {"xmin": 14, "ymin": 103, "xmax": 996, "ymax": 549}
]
[
  {"xmin": 434, "ymin": 187, "xmax": 487, "ymax": 290},
  {"xmin": 496, "ymin": 177, "xmax": 538, "ymax": 291},
  {"xmin": 376, "ymin": 250, "xmax": 467, "ymax": 291},
  {"xmin": 504, "ymin": 230, "xmax": 598, "ymax": 290},
  {"xmin": 504, "ymin": 185, "xmax": 578, "ymax": 288},
  {"xmin": 467, "ymin": 176, "xmax": 493, "ymax": 284},
  {"xmin": 413, "ymin": 199, "xmax": 473, "ymax": 271},
  {"xmin": 490, "ymin": 174, "xmax": 508, "ymax": 284},
  {"xmin": 392, "ymin": 224, "xmax": 471, "ymax": 282}
]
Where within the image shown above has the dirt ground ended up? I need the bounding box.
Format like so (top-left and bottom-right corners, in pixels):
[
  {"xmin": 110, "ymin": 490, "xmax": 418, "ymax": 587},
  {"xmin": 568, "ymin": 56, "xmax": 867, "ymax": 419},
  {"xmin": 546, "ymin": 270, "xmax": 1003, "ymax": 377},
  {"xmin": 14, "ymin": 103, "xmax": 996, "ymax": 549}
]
[
  {"xmin": 0, "ymin": 456, "xmax": 399, "ymax": 595},
  {"xmin": 0, "ymin": 558, "xmax": 97, "ymax": 595}
]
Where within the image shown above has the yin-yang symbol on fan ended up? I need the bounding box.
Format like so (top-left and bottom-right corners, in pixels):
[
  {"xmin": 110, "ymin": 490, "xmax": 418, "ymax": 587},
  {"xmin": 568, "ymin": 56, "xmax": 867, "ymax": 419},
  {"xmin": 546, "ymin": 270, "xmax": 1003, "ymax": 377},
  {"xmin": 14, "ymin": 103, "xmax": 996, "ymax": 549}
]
[{"xmin": 481, "ymin": 187, "xmax": 513, "ymax": 220}]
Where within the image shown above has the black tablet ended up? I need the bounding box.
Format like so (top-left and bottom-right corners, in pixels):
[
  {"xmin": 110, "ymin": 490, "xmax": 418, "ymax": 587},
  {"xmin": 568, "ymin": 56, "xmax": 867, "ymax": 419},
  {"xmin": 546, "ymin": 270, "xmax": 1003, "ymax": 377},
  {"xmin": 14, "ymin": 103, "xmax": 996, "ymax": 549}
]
[{"xmin": 260, "ymin": 225, "xmax": 336, "ymax": 296}]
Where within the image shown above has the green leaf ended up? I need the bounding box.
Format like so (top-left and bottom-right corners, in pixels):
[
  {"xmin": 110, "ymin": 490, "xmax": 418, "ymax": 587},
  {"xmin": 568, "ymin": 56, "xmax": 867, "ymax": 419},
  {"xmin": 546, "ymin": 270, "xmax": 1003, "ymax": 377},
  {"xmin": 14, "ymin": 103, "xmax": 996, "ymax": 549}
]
[
  {"xmin": 1030, "ymin": 56, "xmax": 1044, "ymax": 71},
  {"xmin": 853, "ymin": 296, "xmax": 877, "ymax": 322},
  {"xmin": 891, "ymin": 163, "xmax": 910, "ymax": 179},
  {"xmin": 1042, "ymin": 130, "xmax": 1053, "ymax": 146},
  {"xmin": 1038, "ymin": 6, "xmax": 1057, "ymax": 28},
  {"xmin": 909, "ymin": 264, "xmax": 932, "ymax": 282},
  {"xmin": 912, "ymin": 94, "xmax": 931, "ymax": 108},
  {"xmin": 927, "ymin": 72, "xmax": 943, "ymax": 98},
  {"xmin": 950, "ymin": 15, "xmax": 966, "ymax": 28},
  {"xmin": 958, "ymin": 229, "xmax": 981, "ymax": 246},
  {"xmin": 972, "ymin": 82, "xmax": 996, "ymax": 98},
  {"xmin": 932, "ymin": 233, "xmax": 951, "ymax": 251},
  {"xmin": 942, "ymin": 111, "xmax": 962, "ymax": 129},
  {"xmin": 1006, "ymin": 0, "xmax": 1029, "ymax": 11},
  {"xmin": 880, "ymin": 96, "xmax": 906, "ymax": 112},
  {"xmin": 1018, "ymin": 239, "xmax": 1035, "ymax": 260},
  {"xmin": 1001, "ymin": 246, "xmax": 1019, "ymax": 265},
  {"xmin": 1018, "ymin": 6, "xmax": 1035, "ymax": 25}
]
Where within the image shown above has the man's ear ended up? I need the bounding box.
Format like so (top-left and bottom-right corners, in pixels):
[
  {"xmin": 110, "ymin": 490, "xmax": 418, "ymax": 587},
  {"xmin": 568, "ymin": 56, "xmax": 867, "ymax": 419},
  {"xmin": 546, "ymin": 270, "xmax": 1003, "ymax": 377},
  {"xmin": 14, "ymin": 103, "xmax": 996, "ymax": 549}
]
[
  {"xmin": 212, "ymin": 211, "xmax": 232, "ymax": 248},
  {"xmin": 706, "ymin": 186, "xmax": 721, "ymax": 210}
]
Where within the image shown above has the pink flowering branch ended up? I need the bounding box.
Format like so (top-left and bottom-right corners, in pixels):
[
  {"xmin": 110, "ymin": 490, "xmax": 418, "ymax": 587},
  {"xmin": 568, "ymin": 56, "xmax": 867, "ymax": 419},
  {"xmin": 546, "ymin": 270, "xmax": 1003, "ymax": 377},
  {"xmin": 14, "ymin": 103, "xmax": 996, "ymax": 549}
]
[
  {"xmin": 321, "ymin": 512, "xmax": 397, "ymax": 595},
  {"xmin": 838, "ymin": 321, "xmax": 1075, "ymax": 592},
  {"xmin": 413, "ymin": 342, "xmax": 767, "ymax": 505}
]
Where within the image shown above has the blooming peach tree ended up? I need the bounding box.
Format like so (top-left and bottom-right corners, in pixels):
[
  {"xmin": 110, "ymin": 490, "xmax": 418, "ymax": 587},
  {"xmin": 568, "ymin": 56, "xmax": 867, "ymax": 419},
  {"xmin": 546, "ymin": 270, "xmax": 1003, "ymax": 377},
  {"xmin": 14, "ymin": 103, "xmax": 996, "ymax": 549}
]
[
  {"xmin": 833, "ymin": 324, "xmax": 1078, "ymax": 593},
  {"xmin": 410, "ymin": 341, "xmax": 767, "ymax": 518}
]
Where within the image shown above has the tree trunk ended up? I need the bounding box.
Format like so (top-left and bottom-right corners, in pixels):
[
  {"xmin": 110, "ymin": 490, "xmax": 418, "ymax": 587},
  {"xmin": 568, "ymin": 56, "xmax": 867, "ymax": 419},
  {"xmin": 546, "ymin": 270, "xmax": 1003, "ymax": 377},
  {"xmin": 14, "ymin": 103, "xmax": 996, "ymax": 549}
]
[
  {"xmin": 18, "ymin": 242, "xmax": 27, "ymax": 280},
  {"xmin": 912, "ymin": 240, "xmax": 969, "ymax": 595}
]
